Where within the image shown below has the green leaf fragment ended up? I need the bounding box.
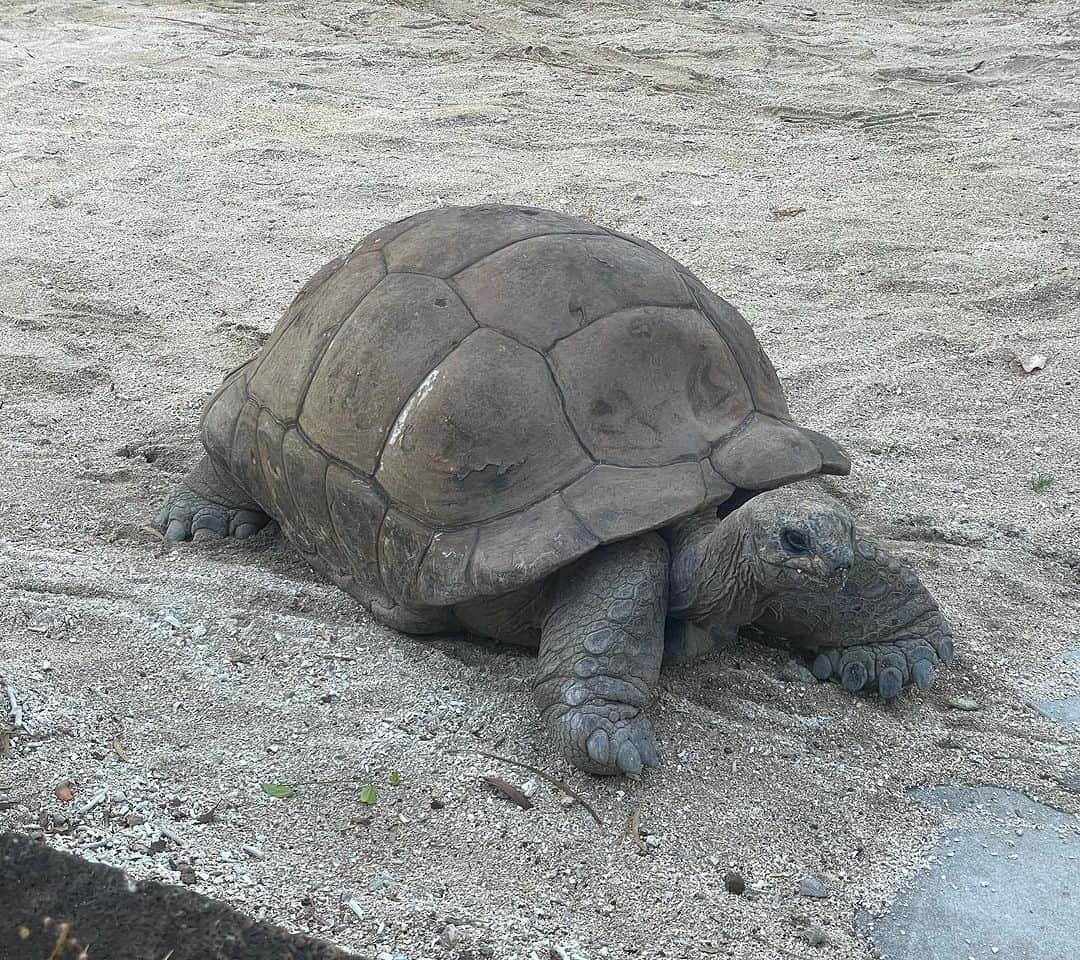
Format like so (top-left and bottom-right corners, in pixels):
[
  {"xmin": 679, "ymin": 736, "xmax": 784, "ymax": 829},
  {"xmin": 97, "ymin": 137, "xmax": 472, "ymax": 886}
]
[
  {"xmin": 388, "ymin": 770, "xmax": 401, "ymax": 786},
  {"xmin": 947, "ymin": 697, "xmax": 980, "ymax": 711},
  {"xmin": 358, "ymin": 784, "xmax": 378, "ymax": 805},
  {"xmin": 261, "ymin": 782, "xmax": 296, "ymax": 799}
]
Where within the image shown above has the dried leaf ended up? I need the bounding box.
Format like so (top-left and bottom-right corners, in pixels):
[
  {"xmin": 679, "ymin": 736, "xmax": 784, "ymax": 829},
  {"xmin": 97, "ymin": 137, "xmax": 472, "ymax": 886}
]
[
  {"xmin": 947, "ymin": 696, "xmax": 980, "ymax": 711},
  {"xmin": 228, "ymin": 648, "xmax": 255, "ymax": 664},
  {"xmin": 260, "ymin": 782, "xmax": 296, "ymax": 799},
  {"xmin": 112, "ymin": 736, "xmax": 128, "ymax": 762},
  {"xmin": 470, "ymin": 750, "xmax": 603, "ymax": 826},
  {"xmin": 358, "ymin": 783, "xmax": 378, "ymax": 805},
  {"xmin": 483, "ymin": 775, "xmax": 533, "ymax": 810},
  {"xmin": 624, "ymin": 809, "xmax": 647, "ymax": 854},
  {"xmin": 54, "ymin": 780, "xmax": 76, "ymax": 803},
  {"xmin": 770, "ymin": 206, "xmax": 807, "ymax": 220}
]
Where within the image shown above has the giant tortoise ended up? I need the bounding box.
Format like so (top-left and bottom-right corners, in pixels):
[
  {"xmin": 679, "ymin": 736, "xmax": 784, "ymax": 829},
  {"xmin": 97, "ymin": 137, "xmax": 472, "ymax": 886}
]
[{"xmin": 157, "ymin": 204, "xmax": 954, "ymax": 776}]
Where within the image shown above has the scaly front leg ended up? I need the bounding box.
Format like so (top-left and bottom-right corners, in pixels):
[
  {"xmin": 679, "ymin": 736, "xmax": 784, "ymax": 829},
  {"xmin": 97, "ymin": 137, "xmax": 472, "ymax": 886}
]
[
  {"xmin": 753, "ymin": 536, "xmax": 955, "ymax": 698},
  {"xmin": 534, "ymin": 534, "xmax": 668, "ymax": 777}
]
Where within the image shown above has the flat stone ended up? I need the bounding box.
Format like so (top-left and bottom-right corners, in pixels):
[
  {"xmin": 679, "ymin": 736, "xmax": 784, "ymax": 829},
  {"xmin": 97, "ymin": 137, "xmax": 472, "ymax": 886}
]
[
  {"xmin": 864, "ymin": 786, "xmax": 1080, "ymax": 960},
  {"xmin": 798, "ymin": 876, "xmax": 829, "ymax": 899},
  {"xmin": 1033, "ymin": 696, "xmax": 1080, "ymax": 728}
]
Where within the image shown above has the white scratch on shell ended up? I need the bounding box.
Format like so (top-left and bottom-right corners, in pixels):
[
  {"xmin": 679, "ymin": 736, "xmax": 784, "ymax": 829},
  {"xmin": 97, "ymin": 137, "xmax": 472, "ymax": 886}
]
[{"xmin": 388, "ymin": 368, "xmax": 440, "ymax": 448}]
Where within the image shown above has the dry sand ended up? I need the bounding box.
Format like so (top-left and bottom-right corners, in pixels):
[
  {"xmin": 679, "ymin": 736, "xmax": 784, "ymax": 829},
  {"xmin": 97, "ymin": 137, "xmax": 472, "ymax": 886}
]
[{"xmin": 1, "ymin": 1, "xmax": 1078, "ymax": 958}]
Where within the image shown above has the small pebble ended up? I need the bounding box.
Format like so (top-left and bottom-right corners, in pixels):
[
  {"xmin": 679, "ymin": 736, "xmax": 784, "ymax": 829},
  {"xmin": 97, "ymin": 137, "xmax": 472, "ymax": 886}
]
[
  {"xmin": 78, "ymin": 791, "xmax": 107, "ymax": 815},
  {"xmin": 723, "ymin": 870, "xmax": 746, "ymax": 895},
  {"xmin": 804, "ymin": 924, "xmax": 830, "ymax": 945},
  {"xmin": 53, "ymin": 780, "xmax": 76, "ymax": 803}
]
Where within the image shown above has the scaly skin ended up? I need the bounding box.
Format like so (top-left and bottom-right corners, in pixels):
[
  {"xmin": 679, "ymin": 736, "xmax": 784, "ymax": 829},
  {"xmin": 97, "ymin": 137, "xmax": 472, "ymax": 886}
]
[
  {"xmin": 751, "ymin": 536, "xmax": 954, "ymax": 697},
  {"xmin": 667, "ymin": 488, "xmax": 954, "ymax": 700},
  {"xmin": 155, "ymin": 456, "xmax": 271, "ymax": 541},
  {"xmin": 532, "ymin": 534, "xmax": 668, "ymax": 777}
]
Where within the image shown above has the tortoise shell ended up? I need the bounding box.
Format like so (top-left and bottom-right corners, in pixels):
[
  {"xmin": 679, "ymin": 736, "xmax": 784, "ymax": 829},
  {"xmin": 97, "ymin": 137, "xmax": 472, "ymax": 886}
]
[{"xmin": 200, "ymin": 205, "xmax": 849, "ymax": 608}]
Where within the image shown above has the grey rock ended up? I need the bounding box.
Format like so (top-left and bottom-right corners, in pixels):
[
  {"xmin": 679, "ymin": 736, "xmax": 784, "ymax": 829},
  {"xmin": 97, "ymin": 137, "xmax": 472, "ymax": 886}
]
[
  {"xmin": 803, "ymin": 924, "xmax": 830, "ymax": 946},
  {"xmin": 1033, "ymin": 695, "xmax": 1080, "ymax": 728},
  {"xmin": 868, "ymin": 786, "xmax": 1080, "ymax": 960},
  {"xmin": 798, "ymin": 876, "xmax": 829, "ymax": 899}
]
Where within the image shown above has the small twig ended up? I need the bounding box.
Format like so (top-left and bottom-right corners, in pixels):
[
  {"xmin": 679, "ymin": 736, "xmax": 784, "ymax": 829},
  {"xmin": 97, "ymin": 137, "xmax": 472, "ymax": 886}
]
[
  {"xmin": 77, "ymin": 791, "xmax": 108, "ymax": 815},
  {"xmin": 151, "ymin": 16, "xmax": 242, "ymax": 37},
  {"xmin": 158, "ymin": 822, "xmax": 184, "ymax": 845},
  {"xmin": 0, "ymin": 33, "xmax": 35, "ymax": 59},
  {"xmin": 2, "ymin": 678, "xmax": 23, "ymax": 729},
  {"xmin": 467, "ymin": 750, "xmax": 603, "ymax": 826},
  {"xmin": 314, "ymin": 652, "xmax": 356, "ymax": 662}
]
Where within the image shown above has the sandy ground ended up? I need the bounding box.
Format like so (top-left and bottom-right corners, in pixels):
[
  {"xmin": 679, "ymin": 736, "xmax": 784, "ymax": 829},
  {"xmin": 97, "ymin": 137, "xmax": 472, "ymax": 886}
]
[{"xmin": 1, "ymin": 1, "xmax": 1078, "ymax": 958}]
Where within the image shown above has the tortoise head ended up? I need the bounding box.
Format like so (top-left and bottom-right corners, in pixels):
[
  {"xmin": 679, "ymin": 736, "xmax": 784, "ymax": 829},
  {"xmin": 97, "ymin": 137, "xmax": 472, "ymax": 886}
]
[
  {"xmin": 742, "ymin": 487, "xmax": 855, "ymax": 588},
  {"xmin": 666, "ymin": 486, "xmax": 855, "ymax": 623}
]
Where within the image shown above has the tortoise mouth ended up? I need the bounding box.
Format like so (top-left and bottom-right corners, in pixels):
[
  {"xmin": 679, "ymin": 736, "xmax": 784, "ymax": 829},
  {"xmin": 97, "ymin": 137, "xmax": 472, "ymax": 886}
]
[{"xmin": 764, "ymin": 557, "xmax": 850, "ymax": 591}]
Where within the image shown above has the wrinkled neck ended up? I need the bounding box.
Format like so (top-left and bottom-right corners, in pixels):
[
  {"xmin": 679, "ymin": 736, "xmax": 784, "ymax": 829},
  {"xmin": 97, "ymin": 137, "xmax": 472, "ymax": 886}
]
[{"xmin": 667, "ymin": 510, "xmax": 762, "ymax": 624}]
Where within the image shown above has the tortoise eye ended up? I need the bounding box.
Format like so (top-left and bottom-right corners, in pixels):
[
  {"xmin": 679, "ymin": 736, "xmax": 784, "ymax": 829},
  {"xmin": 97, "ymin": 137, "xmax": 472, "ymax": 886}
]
[{"xmin": 781, "ymin": 528, "xmax": 810, "ymax": 554}]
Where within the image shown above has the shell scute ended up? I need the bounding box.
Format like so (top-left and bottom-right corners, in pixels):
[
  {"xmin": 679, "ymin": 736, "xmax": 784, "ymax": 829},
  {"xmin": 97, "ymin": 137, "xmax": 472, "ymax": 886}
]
[
  {"xmin": 299, "ymin": 273, "xmax": 476, "ymax": 475},
  {"xmin": 549, "ymin": 306, "xmax": 752, "ymax": 466}
]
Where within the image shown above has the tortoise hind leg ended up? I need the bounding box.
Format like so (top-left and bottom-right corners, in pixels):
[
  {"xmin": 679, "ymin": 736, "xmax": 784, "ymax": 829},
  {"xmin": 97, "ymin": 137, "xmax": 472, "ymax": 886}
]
[
  {"xmin": 369, "ymin": 598, "xmax": 459, "ymax": 635},
  {"xmin": 156, "ymin": 456, "xmax": 272, "ymax": 542},
  {"xmin": 534, "ymin": 533, "xmax": 667, "ymax": 777}
]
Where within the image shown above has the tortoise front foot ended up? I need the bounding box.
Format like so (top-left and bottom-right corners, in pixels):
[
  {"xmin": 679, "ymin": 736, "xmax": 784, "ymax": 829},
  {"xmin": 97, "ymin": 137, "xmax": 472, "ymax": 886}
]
[
  {"xmin": 534, "ymin": 534, "xmax": 668, "ymax": 777},
  {"xmin": 809, "ymin": 620, "xmax": 955, "ymax": 699},
  {"xmin": 752, "ymin": 533, "xmax": 955, "ymax": 700},
  {"xmin": 544, "ymin": 702, "xmax": 660, "ymax": 778},
  {"xmin": 155, "ymin": 456, "xmax": 271, "ymax": 542}
]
